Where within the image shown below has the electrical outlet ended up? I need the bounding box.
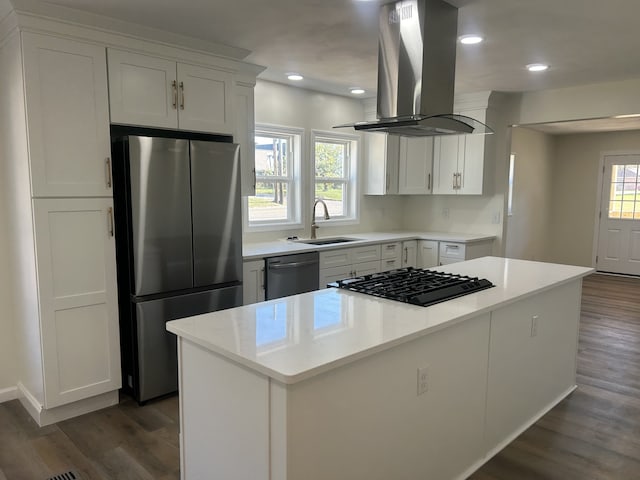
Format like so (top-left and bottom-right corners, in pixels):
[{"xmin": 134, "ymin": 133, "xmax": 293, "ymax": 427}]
[
  {"xmin": 417, "ymin": 366, "xmax": 429, "ymax": 395},
  {"xmin": 442, "ymin": 208, "xmax": 450, "ymax": 219},
  {"xmin": 531, "ymin": 315, "xmax": 539, "ymax": 337}
]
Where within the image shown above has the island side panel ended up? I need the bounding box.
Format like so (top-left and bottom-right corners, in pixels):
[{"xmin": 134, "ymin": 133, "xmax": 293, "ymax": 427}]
[
  {"xmin": 484, "ymin": 279, "xmax": 583, "ymax": 455},
  {"xmin": 178, "ymin": 338, "xmax": 270, "ymax": 480},
  {"xmin": 277, "ymin": 313, "xmax": 491, "ymax": 480}
]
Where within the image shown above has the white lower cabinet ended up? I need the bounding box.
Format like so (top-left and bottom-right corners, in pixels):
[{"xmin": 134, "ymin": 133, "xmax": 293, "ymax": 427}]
[
  {"xmin": 485, "ymin": 281, "xmax": 581, "ymax": 453},
  {"xmin": 33, "ymin": 198, "xmax": 120, "ymax": 408},
  {"xmin": 401, "ymin": 240, "xmax": 418, "ymax": 267},
  {"xmin": 243, "ymin": 259, "xmax": 265, "ymax": 305},
  {"xmin": 418, "ymin": 240, "xmax": 439, "ymax": 268},
  {"xmin": 319, "ymin": 245, "xmax": 382, "ymax": 288},
  {"xmin": 438, "ymin": 240, "xmax": 493, "ymax": 266}
]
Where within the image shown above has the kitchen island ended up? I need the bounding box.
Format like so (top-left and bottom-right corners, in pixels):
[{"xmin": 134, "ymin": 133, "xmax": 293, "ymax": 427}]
[{"xmin": 167, "ymin": 257, "xmax": 593, "ymax": 480}]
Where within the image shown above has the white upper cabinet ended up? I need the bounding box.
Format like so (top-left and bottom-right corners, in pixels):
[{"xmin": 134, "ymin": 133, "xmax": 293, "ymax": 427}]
[
  {"xmin": 398, "ymin": 137, "xmax": 433, "ymax": 194},
  {"xmin": 108, "ymin": 49, "xmax": 234, "ymax": 135},
  {"xmin": 433, "ymin": 107, "xmax": 487, "ymax": 195},
  {"xmin": 22, "ymin": 32, "xmax": 112, "ymax": 197},
  {"xmin": 364, "ymin": 132, "xmax": 400, "ymax": 195},
  {"xmin": 234, "ymin": 82, "xmax": 257, "ymax": 196},
  {"xmin": 365, "ymin": 134, "xmax": 435, "ymax": 196}
]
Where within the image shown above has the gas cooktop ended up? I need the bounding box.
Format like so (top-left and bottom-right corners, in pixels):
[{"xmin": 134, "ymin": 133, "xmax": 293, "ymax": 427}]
[{"xmin": 329, "ymin": 267, "xmax": 494, "ymax": 307}]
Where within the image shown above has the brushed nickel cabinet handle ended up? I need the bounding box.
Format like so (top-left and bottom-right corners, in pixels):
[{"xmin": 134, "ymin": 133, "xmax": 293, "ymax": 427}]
[
  {"xmin": 171, "ymin": 80, "xmax": 177, "ymax": 109},
  {"xmin": 452, "ymin": 173, "xmax": 457, "ymax": 190},
  {"xmin": 260, "ymin": 268, "xmax": 265, "ymax": 290},
  {"xmin": 427, "ymin": 173, "xmax": 431, "ymax": 191},
  {"xmin": 105, "ymin": 157, "xmax": 112, "ymax": 189},
  {"xmin": 404, "ymin": 247, "xmax": 408, "ymax": 264},
  {"xmin": 107, "ymin": 207, "xmax": 114, "ymax": 237},
  {"xmin": 179, "ymin": 81, "xmax": 185, "ymax": 110}
]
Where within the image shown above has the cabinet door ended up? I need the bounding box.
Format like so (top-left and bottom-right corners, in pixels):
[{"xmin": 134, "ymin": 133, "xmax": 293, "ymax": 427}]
[
  {"xmin": 235, "ymin": 83, "xmax": 256, "ymax": 196},
  {"xmin": 107, "ymin": 49, "xmax": 178, "ymax": 129},
  {"xmin": 353, "ymin": 260, "xmax": 381, "ymax": 277},
  {"xmin": 364, "ymin": 133, "xmax": 400, "ymax": 195},
  {"xmin": 401, "ymin": 240, "xmax": 418, "ymax": 268},
  {"xmin": 177, "ymin": 63, "xmax": 234, "ymax": 134},
  {"xmin": 398, "ymin": 138, "xmax": 433, "ymax": 194},
  {"xmin": 319, "ymin": 265, "xmax": 353, "ymax": 288},
  {"xmin": 418, "ymin": 240, "xmax": 438, "ymax": 268},
  {"xmin": 23, "ymin": 33, "xmax": 111, "ymax": 197},
  {"xmin": 485, "ymin": 282, "xmax": 581, "ymax": 453},
  {"xmin": 432, "ymin": 136, "xmax": 460, "ymax": 195},
  {"xmin": 459, "ymin": 108, "xmax": 486, "ymax": 195},
  {"xmin": 242, "ymin": 260, "xmax": 265, "ymax": 305},
  {"xmin": 33, "ymin": 198, "xmax": 120, "ymax": 408}
]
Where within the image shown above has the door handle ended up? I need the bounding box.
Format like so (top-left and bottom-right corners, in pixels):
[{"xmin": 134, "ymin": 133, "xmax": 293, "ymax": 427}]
[
  {"xmin": 107, "ymin": 207, "xmax": 114, "ymax": 237},
  {"xmin": 179, "ymin": 81, "xmax": 185, "ymax": 110},
  {"xmin": 171, "ymin": 80, "xmax": 177, "ymax": 109},
  {"xmin": 105, "ymin": 157, "xmax": 112, "ymax": 189},
  {"xmin": 269, "ymin": 260, "xmax": 318, "ymax": 269}
]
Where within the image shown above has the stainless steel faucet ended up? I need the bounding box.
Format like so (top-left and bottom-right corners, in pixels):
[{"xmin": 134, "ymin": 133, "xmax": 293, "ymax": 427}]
[{"xmin": 311, "ymin": 199, "xmax": 330, "ymax": 239}]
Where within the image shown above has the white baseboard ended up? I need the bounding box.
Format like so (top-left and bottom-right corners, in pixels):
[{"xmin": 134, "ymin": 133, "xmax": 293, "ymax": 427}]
[
  {"xmin": 17, "ymin": 382, "xmax": 119, "ymax": 426},
  {"xmin": 0, "ymin": 386, "xmax": 18, "ymax": 403}
]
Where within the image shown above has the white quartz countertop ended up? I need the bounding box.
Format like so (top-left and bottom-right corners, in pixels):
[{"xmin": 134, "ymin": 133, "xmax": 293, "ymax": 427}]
[
  {"xmin": 167, "ymin": 257, "xmax": 593, "ymax": 385},
  {"xmin": 243, "ymin": 231, "xmax": 496, "ymax": 260}
]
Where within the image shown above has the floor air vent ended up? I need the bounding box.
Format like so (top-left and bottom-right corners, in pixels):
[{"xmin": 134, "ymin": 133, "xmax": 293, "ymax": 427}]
[{"xmin": 46, "ymin": 471, "xmax": 80, "ymax": 480}]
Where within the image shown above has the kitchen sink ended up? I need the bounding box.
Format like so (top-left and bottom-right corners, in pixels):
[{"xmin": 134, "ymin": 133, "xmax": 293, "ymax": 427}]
[{"xmin": 295, "ymin": 237, "xmax": 359, "ymax": 246}]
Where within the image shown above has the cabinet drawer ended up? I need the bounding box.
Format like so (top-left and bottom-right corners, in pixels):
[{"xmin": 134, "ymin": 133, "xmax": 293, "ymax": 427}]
[
  {"xmin": 381, "ymin": 258, "xmax": 401, "ymax": 271},
  {"xmin": 440, "ymin": 242, "xmax": 466, "ymax": 260},
  {"xmin": 381, "ymin": 242, "xmax": 401, "ymax": 260},
  {"xmin": 352, "ymin": 245, "xmax": 381, "ymax": 263},
  {"xmin": 320, "ymin": 249, "xmax": 351, "ymax": 269}
]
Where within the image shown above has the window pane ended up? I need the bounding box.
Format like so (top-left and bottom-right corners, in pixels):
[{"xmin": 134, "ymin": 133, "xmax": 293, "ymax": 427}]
[
  {"xmin": 624, "ymin": 164, "xmax": 638, "ymax": 182},
  {"xmin": 609, "ymin": 201, "xmax": 621, "ymax": 219},
  {"xmin": 248, "ymin": 181, "xmax": 289, "ymax": 222},
  {"xmin": 255, "ymin": 136, "xmax": 288, "ymax": 177},
  {"xmin": 622, "ymin": 201, "xmax": 635, "ymax": 218},
  {"xmin": 315, "ymin": 141, "xmax": 345, "ymax": 179},
  {"xmin": 315, "ymin": 182, "xmax": 345, "ymax": 217}
]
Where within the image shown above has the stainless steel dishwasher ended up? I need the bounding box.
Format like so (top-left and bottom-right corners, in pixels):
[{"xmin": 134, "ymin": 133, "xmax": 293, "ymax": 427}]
[{"xmin": 265, "ymin": 251, "xmax": 320, "ymax": 300}]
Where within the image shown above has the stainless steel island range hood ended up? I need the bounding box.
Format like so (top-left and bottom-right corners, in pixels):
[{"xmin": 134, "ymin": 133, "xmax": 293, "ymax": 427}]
[{"xmin": 337, "ymin": 0, "xmax": 492, "ymax": 137}]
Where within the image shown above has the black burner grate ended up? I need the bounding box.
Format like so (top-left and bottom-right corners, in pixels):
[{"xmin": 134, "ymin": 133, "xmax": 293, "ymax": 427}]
[{"xmin": 330, "ymin": 267, "xmax": 494, "ymax": 306}]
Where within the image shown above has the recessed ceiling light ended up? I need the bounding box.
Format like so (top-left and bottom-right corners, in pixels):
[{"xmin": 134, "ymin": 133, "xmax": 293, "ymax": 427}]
[
  {"xmin": 526, "ymin": 63, "xmax": 549, "ymax": 72},
  {"xmin": 459, "ymin": 35, "xmax": 483, "ymax": 45},
  {"xmin": 350, "ymin": 88, "xmax": 365, "ymax": 95},
  {"xmin": 287, "ymin": 73, "xmax": 303, "ymax": 81}
]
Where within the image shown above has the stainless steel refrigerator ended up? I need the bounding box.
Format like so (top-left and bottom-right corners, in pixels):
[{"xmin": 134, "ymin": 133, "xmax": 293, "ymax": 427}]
[{"xmin": 111, "ymin": 126, "xmax": 243, "ymax": 403}]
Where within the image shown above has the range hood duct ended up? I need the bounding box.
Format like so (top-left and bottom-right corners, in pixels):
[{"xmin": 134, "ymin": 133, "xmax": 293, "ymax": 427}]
[{"xmin": 336, "ymin": 0, "xmax": 492, "ymax": 137}]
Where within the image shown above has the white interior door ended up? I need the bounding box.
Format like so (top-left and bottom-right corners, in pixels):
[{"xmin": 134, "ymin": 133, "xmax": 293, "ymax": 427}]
[{"xmin": 596, "ymin": 155, "xmax": 640, "ymax": 275}]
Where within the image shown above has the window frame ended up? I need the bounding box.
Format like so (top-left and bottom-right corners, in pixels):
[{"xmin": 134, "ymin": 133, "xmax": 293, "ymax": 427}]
[
  {"xmin": 243, "ymin": 124, "xmax": 304, "ymax": 232},
  {"xmin": 310, "ymin": 130, "xmax": 360, "ymax": 225}
]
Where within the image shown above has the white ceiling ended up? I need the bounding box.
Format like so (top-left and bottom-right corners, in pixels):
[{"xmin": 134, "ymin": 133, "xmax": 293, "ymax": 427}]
[{"xmin": 9, "ymin": 0, "xmax": 640, "ymax": 132}]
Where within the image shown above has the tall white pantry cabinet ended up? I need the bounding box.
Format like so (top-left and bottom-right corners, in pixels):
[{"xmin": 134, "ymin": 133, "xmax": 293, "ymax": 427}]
[{"xmin": 1, "ymin": 20, "xmax": 262, "ymax": 425}]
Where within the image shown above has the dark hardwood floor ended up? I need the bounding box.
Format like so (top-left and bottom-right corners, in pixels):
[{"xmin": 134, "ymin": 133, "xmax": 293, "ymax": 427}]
[{"xmin": 1, "ymin": 273, "xmax": 639, "ymax": 479}]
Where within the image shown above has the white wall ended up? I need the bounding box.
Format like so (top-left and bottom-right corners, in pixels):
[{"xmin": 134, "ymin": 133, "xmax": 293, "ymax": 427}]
[
  {"xmin": 548, "ymin": 130, "xmax": 640, "ymax": 266},
  {"xmin": 505, "ymin": 128, "xmax": 555, "ymax": 261},
  {"xmin": 0, "ymin": 33, "xmax": 16, "ymax": 396},
  {"xmin": 245, "ymin": 80, "xmax": 406, "ymax": 243}
]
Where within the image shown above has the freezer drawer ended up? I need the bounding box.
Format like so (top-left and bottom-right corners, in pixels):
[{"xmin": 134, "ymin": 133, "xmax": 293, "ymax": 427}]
[{"xmin": 134, "ymin": 285, "xmax": 242, "ymax": 402}]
